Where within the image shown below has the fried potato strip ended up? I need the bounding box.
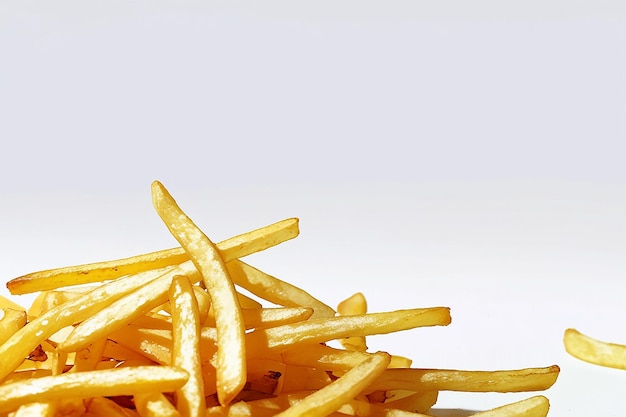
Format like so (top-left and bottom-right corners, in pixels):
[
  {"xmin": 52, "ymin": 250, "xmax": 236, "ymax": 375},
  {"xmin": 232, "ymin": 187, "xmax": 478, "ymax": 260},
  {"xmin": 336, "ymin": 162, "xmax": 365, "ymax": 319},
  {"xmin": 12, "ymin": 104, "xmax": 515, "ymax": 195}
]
[
  {"xmin": 152, "ymin": 181, "xmax": 246, "ymax": 406},
  {"xmin": 564, "ymin": 328, "xmax": 626, "ymax": 370},
  {"xmin": 0, "ymin": 366, "xmax": 188, "ymax": 414}
]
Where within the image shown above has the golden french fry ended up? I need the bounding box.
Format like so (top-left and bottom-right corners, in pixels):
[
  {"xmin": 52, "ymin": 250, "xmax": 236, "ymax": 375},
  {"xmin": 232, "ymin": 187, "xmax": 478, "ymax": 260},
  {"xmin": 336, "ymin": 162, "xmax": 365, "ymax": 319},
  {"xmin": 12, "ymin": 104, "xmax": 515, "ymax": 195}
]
[
  {"xmin": 169, "ymin": 275, "xmax": 205, "ymax": 417},
  {"xmin": 365, "ymin": 365, "xmax": 560, "ymax": 393},
  {"xmin": 152, "ymin": 181, "xmax": 246, "ymax": 406},
  {"xmin": 0, "ymin": 366, "xmax": 188, "ymax": 414},
  {"xmin": 134, "ymin": 392, "xmax": 182, "ymax": 417},
  {"xmin": 246, "ymin": 307, "xmax": 451, "ymax": 354},
  {"xmin": 227, "ymin": 261, "xmax": 335, "ymax": 319},
  {"xmin": 564, "ymin": 328, "xmax": 626, "ymax": 370},
  {"xmin": 471, "ymin": 395, "xmax": 550, "ymax": 416},
  {"xmin": 0, "ymin": 308, "xmax": 27, "ymax": 345},
  {"xmin": 7, "ymin": 218, "xmax": 299, "ymax": 295},
  {"xmin": 337, "ymin": 292, "xmax": 368, "ymax": 352},
  {"xmin": 203, "ymin": 307, "xmax": 313, "ymax": 331},
  {"xmin": 274, "ymin": 352, "xmax": 391, "ymax": 417},
  {"xmin": 12, "ymin": 402, "xmax": 56, "ymax": 417}
]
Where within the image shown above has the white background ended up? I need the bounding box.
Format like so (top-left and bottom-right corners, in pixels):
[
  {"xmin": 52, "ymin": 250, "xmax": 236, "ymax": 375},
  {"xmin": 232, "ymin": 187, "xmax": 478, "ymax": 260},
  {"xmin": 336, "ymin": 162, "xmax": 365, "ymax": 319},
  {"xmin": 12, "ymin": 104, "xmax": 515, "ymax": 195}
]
[{"xmin": 1, "ymin": 1, "xmax": 625, "ymax": 415}]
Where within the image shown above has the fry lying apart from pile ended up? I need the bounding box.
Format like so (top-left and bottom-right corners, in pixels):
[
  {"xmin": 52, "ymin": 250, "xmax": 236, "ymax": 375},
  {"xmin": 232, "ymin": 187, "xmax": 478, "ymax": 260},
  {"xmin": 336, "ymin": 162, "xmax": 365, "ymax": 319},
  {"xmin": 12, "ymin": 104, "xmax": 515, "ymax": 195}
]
[
  {"xmin": 564, "ymin": 328, "xmax": 626, "ymax": 371},
  {"xmin": 0, "ymin": 181, "xmax": 559, "ymax": 417}
]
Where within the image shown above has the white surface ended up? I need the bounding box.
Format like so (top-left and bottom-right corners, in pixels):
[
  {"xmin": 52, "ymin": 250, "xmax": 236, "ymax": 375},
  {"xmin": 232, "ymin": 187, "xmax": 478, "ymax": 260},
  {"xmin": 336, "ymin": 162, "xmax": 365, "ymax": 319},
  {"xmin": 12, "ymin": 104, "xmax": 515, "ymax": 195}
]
[{"xmin": 1, "ymin": 2, "xmax": 625, "ymax": 415}]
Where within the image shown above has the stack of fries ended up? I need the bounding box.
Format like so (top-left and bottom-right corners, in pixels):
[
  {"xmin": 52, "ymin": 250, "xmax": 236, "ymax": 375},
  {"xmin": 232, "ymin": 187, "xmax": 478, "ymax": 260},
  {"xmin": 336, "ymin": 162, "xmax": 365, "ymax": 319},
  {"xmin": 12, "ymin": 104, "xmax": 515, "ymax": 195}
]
[{"xmin": 0, "ymin": 181, "xmax": 559, "ymax": 417}]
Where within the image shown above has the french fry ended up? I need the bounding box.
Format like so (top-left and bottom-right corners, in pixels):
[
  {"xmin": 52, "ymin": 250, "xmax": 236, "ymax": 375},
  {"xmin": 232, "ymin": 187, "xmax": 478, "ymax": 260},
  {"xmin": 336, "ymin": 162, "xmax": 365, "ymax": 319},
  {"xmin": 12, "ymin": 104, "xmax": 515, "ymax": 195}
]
[
  {"xmin": 134, "ymin": 392, "xmax": 182, "ymax": 417},
  {"xmin": 227, "ymin": 261, "xmax": 335, "ymax": 319},
  {"xmin": 169, "ymin": 276, "xmax": 205, "ymax": 417},
  {"xmin": 12, "ymin": 402, "xmax": 56, "ymax": 417},
  {"xmin": 564, "ymin": 328, "xmax": 626, "ymax": 370},
  {"xmin": 365, "ymin": 366, "xmax": 560, "ymax": 393},
  {"xmin": 470, "ymin": 395, "xmax": 550, "ymax": 417},
  {"xmin": 337, "ymin": 292, "xmax": 368, "ymax": 352},
  {"xmin": 7, "ymin": 218, "xmax": 299, "ymax": 295},
  {"xmin": 0, "ymin": 308, "xmax": 27, "ymax": 346},
  {"xmin": 246, "ymin": 307, "xmax": 451, "ymax": 354},
  {"xmin": 152, "ymin": 181, "xmax": 246, "ymax": 406},
  {"xmin": 0, "ymin": 366, "xmax": 189, "ymax": 414}
]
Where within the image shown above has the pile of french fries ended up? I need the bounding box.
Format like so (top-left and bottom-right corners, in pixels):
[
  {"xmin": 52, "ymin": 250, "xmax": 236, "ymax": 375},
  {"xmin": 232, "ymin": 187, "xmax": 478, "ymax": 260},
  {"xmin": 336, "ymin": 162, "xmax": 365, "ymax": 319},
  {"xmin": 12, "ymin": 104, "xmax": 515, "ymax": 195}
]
[{"xmin": 0, "ymin": 181, "xmax": 560, "ymax": 417}]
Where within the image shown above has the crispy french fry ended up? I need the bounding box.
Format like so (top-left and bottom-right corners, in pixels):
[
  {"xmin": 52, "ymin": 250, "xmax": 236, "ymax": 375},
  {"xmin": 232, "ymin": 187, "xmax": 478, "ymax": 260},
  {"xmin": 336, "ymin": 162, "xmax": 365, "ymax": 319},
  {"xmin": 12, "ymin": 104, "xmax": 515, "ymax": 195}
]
[
  {"xmin": 564, "ymin": 328, "xmax": 626, "ymax": 370},
  {"xmin": 0, "ymin": 308, "xmax": 27, "ymax": 346},
  {"xmin": 0, "ymin": 366, "xmax": 188, "ymax": 414},
  {"xmin": 134, "ymin": 392, "xmax": 182, "ymax": 417},
  {"xmin": 169, "ymin": 276, "xmax": 205, "ymax": 417},
  {"xmin": 470, "ymin": 395, "xmax": 550, "ymax": 417},
  {"xmin": 274, "ymin": 352, "xmax": 391, "ymax": 417},
  {"xmin": 365, "ymin": 365, "xmax": 560, "ymax": 393},
  {"xmin": 337, "ymin": 292, "xmax": 368, "ymax": 352},
  {"xmin": 7, "ymin": 218, "xmax": 299, "ymax": 295},
  {"xmin": 227, "ymin": 261, "xmax": 335, "ymax": 319},
  {"xmin": 12, "ymin": 402, "xmax": 56, "ymax": 417},
  {"xmin": 246, "ymin": 307, "xmax": 451, "ymax": 354},
  {"xmin": 152, "ymin": 181, "xmax": 246, "ymax": 406}
]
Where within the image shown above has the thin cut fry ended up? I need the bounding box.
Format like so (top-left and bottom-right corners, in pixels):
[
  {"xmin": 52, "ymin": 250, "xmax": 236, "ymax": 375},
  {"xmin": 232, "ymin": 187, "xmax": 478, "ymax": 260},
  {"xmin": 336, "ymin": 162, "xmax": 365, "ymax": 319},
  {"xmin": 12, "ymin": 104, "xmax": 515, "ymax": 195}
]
[
  {"xmin": 152, "ymin": 180, "xmax": 246, "ymax": 406},
  {"xmin": 0, "ymin": 366, "xmax": 189, "ymax": 414},
  {"xmin": 365, "ymin": 365, "xmax": 560, "ymax": 393},
  {"xmin": 564, "ymin": 328, "xmax": 626, "ymax": 370},
  {"xmin": 470, "ymin": 395, "xmax": 550, "ymax": 417},
  {"xmin": 7, "ymin": 218, "xmax": 299, "ymax": 295},
  {"xmin": 169, "ymin": 275, "xmax": 205, "ymax": 417},
  {"xmin": 0, "ymin": 308, "xmax": 27, "ymax": 345},
  {"xmin": 246, "ymin": 307, "xmax": 451, "ymax": 354},
  {"xmin": 134, "ymin": 392, "xmax": 182, "ymax": 417}
]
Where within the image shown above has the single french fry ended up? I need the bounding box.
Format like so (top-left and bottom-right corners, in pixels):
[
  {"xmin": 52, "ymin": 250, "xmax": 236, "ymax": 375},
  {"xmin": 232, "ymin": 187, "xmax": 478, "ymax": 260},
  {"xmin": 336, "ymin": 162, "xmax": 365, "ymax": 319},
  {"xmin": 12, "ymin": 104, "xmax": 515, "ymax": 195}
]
[
  {"xmin": 7, "ymin": 218, "xmax": 299, "ymax": 295},
  {"xmin": 0, "ymin": 308, "xmax": 27, "ymax": 345},
  {"xmin": 564, "ymin": 328, "xmax": 626, "ymax": 370},
  {"xmin": 470, "ymin": 395, "xmax": 550, "ymax": 417},
  {"xmin": 71, "ymin": 337, "xmax": 108, "ymax": 373},
  {"xmin": 204, "ymin": 307, "xmax": 313, "ymax": 330},
  {"xmin": 246, "ymin": 307, "xmax": 451, "ymax": 354},
  {"xmin": 0, "ymin": 266, "xmax": 176, "ymax": 382},
  {"xmin": 227, "ymin": 261, "xmax": 336, "ymax": 319},
  {"xmin": 169, "ymin": 275, "xmax": 206, "ymax": 417},
  {"xmin": 337, "ymin": 292, "xmax": 368, "ymax": 352},
  {"xmin": 0, "ymin": 366, "xmax": 188, "ymax": 414},
  {"xmin": 274, "ymin": 352, "xmax": 391, "ymax": 417},
  {"xmin": 152, "ymin": 181, "xmax": 246, "ymax": 406},
  {"xmin": 12, "ymin": 402, "xmax": 56, "ymax": 417},
  {"xmin": 377, "ymin": 390, "xmax": 439, "ymax": 414},
  {"xmin": 365, "ymin": 365, "xmax": 560, "ymax": 394},
  {"xmin": 281, "ymin": 343, "xmax": 371, "ymax": 372},
  {"xmin": 134, "ymin": 391, "xmax": 182, "ymax": 417}
]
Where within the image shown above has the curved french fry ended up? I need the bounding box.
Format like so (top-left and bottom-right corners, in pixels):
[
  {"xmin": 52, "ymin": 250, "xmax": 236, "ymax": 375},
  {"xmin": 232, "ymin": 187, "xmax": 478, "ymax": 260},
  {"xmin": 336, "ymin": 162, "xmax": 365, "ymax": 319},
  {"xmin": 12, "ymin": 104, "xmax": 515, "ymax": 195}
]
[
  {"xmin": 564, "ymin": 328, "xmax": 626, "ymax": 370},
  {"xmin": 152, "ymin": 181, "xmax": 246, "ymax": 406}
]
